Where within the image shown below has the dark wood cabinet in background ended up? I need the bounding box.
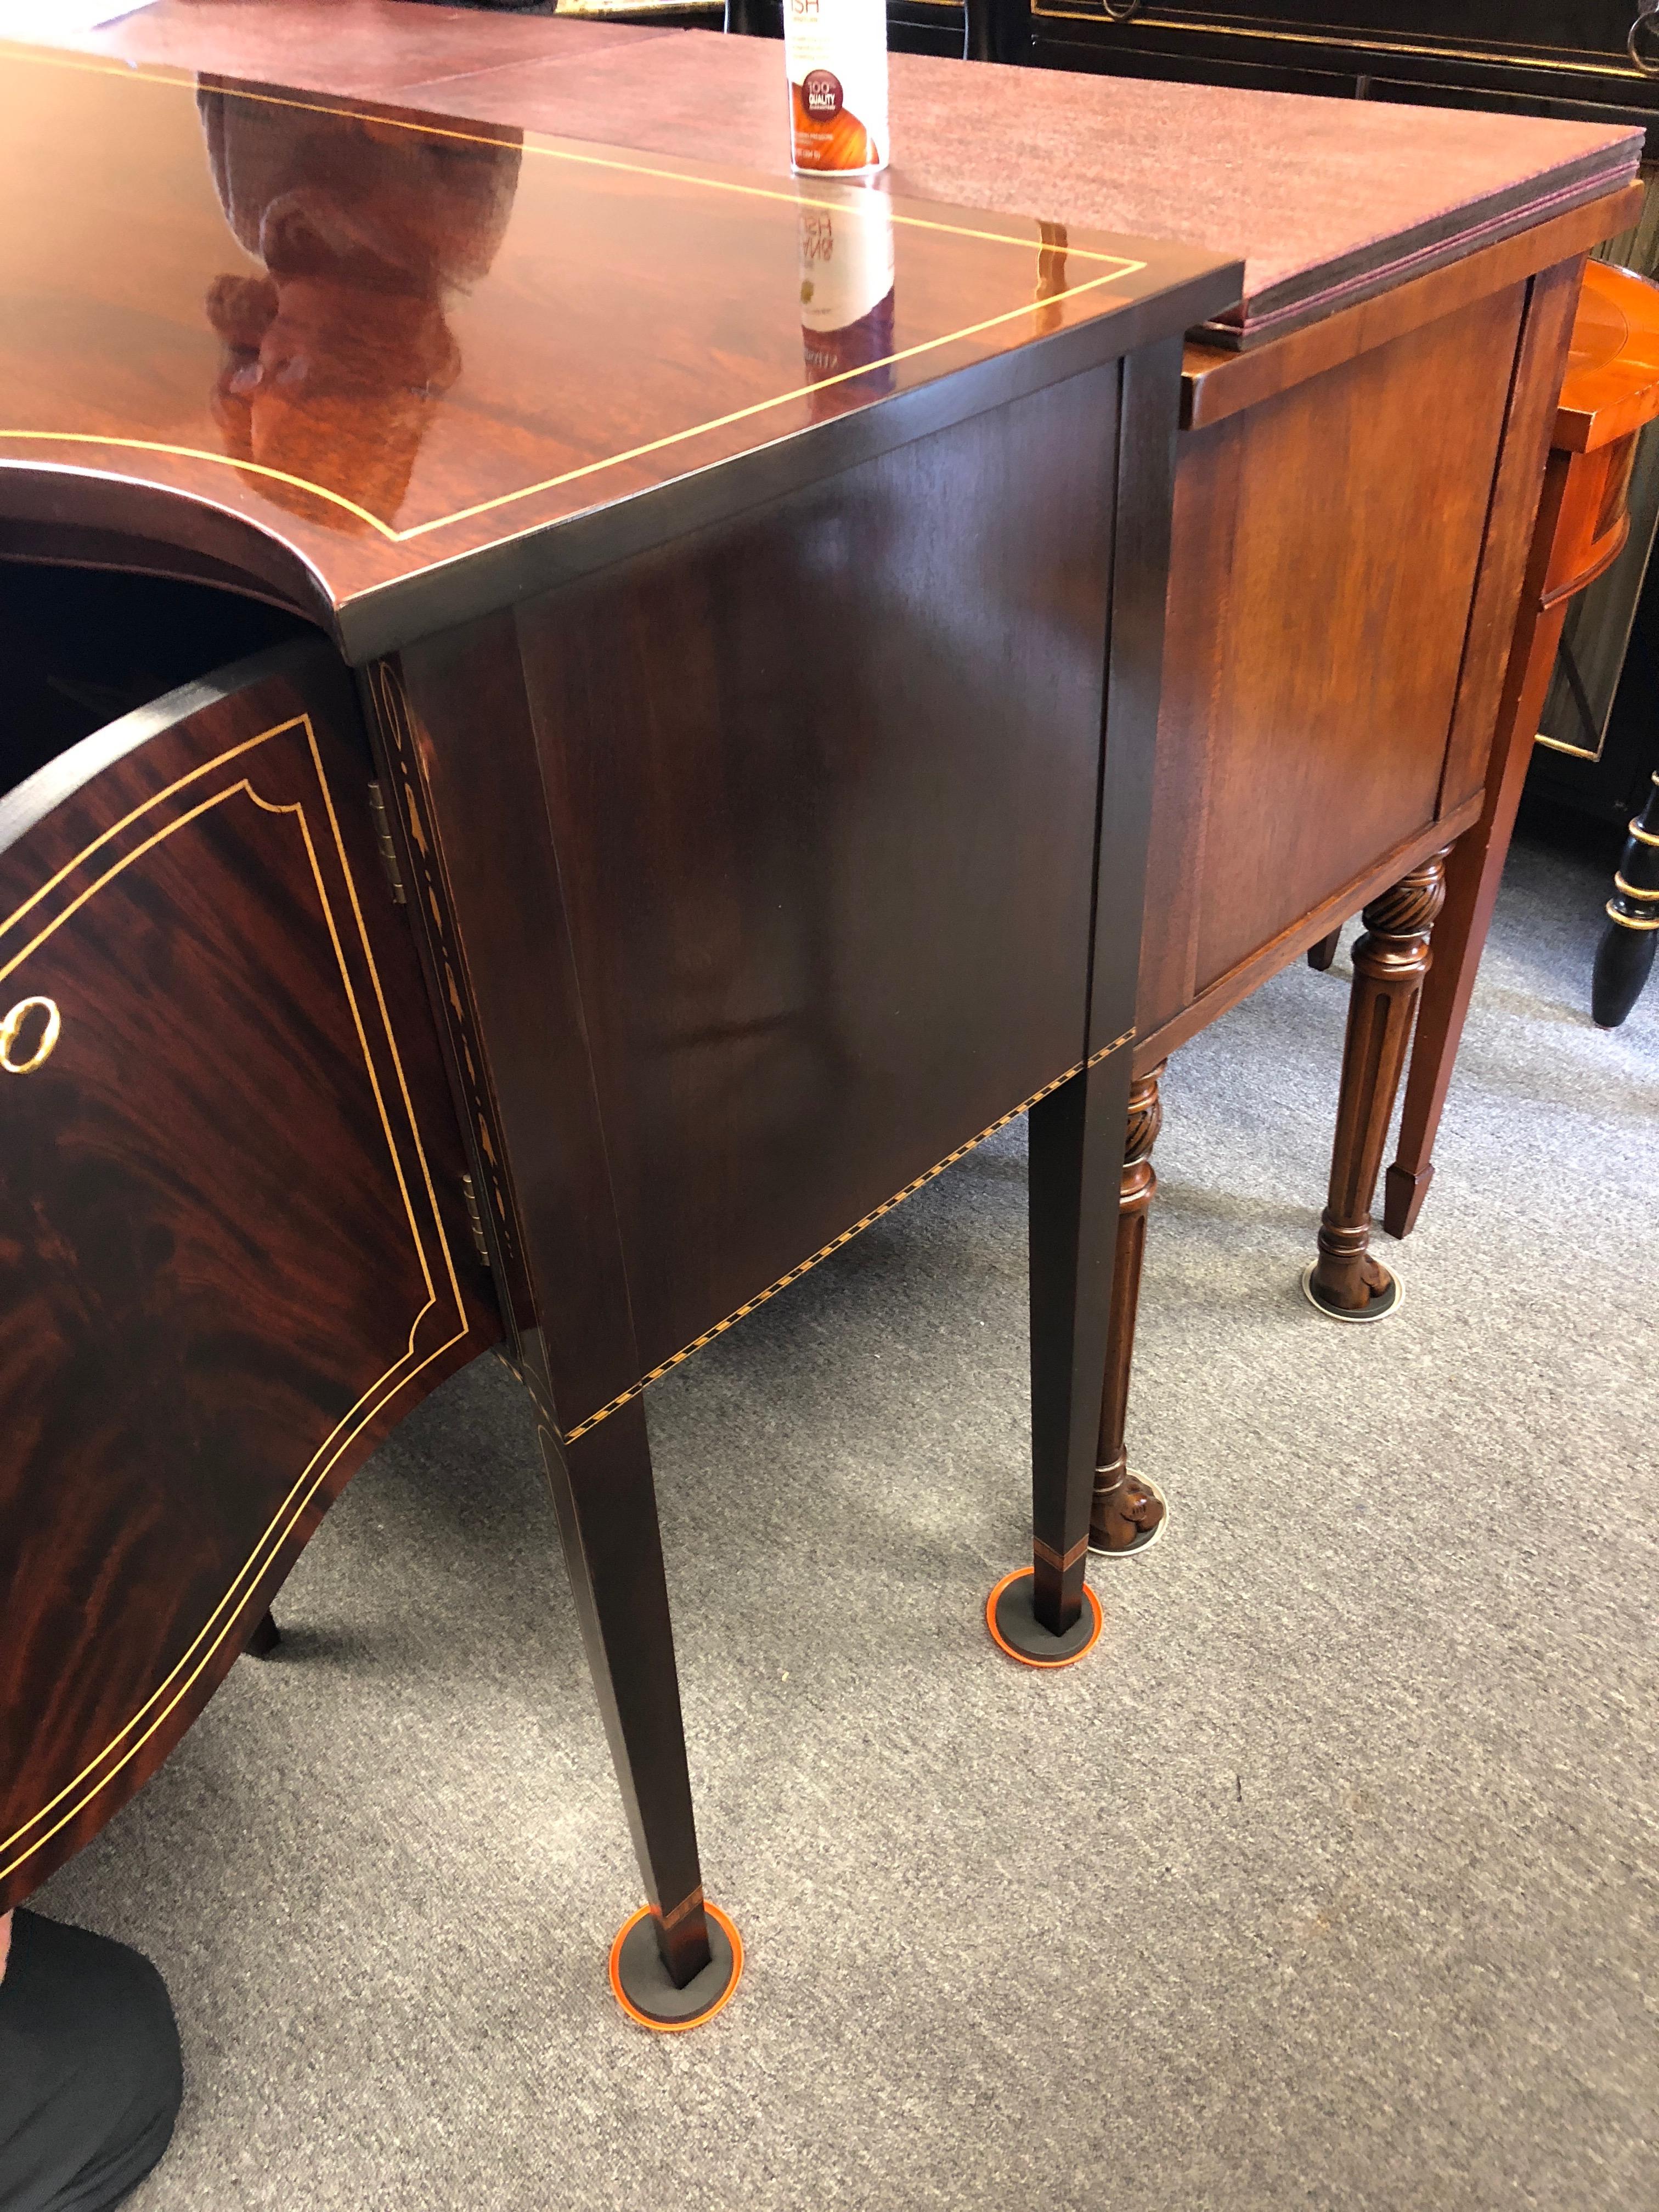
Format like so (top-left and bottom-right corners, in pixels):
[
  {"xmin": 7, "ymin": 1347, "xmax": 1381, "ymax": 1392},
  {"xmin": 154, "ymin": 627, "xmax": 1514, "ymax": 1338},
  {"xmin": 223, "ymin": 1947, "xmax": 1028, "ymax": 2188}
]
[{"xmin": 1001, "ymin": 3, "xmax": 1659, "ymax": 122}]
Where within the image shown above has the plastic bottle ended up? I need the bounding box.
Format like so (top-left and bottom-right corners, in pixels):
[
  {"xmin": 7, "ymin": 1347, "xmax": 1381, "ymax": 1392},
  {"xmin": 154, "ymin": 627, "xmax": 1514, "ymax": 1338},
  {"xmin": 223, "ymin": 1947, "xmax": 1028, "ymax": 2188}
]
[{"xmin": 783, "ymin": 0, "xmax": 889, "ymax": 177}]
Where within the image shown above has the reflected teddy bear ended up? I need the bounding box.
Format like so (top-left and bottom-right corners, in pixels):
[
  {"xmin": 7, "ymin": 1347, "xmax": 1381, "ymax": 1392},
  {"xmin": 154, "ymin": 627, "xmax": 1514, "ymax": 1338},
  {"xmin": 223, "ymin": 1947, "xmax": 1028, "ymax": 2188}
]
[{"xmin": 198, "ymin": 82, "xmax": 522, "ymax": 532}]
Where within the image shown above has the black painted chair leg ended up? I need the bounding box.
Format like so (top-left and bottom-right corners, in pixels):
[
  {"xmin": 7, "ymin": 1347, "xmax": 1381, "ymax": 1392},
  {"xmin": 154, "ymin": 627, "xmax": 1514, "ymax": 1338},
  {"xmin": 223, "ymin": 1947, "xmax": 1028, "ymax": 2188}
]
[
  {"xmin": 1593, "ymin": 911, "xmax": 1659, "ymax": 1026},
  {"xmin": 1593, "ymin": 771, "xmax": 1659, "ymax": 1027},
  {"xmin": 244, "ymin": 1609, "xmax": 280, "ymax": 1659},
  {"xmin": 1307, "ymin": 927, "xmax": 1341, "ymax": 973}
]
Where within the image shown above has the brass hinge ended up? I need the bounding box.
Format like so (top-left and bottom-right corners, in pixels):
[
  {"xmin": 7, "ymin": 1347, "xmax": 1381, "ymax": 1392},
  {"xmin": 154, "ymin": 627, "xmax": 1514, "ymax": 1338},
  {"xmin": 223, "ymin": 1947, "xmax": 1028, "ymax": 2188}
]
[
  {"xmin": 460, "ymin": 1172, "xmax": 491, "ymax": 1267},
  {"xmin": 366, "ymin": 781, "xmax": 407, "ymax": 904}
]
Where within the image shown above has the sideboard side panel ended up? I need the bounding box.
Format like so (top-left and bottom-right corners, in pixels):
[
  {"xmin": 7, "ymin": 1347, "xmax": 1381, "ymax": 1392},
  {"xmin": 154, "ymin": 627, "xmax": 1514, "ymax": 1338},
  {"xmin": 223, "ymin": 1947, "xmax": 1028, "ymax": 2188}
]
[
  {"xmin": 513, "ymin": 368, "xmax": 1121, "ymax": 1385},
  {"xmin": 393, "ymin": 618, "xmax": 644, "ymax": 1435},
  {"xmin": 1182, "ymin": 279, "xmax": 1527, "ymax": 998}
]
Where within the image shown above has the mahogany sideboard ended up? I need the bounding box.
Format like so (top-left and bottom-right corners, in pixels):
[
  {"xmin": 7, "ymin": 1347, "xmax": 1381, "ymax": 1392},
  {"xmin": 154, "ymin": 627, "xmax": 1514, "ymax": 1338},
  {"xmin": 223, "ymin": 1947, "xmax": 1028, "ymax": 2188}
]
[
  {"xmin": 90, "ymin": 10, "xmax": 1642, "ymax": 1541},
  {"xmin": 0, "ymin": 38, "xmax": 1239, "ymax": 2025},
  {"xmin": 4, "ymin": 1, "xmax": 1647, "ymax": 2023}
]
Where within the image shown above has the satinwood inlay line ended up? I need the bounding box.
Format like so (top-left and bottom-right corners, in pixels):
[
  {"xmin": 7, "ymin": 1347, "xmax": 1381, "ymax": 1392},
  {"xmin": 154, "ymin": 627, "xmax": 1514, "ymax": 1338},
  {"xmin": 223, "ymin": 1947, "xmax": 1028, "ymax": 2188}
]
[
  {"xmin": 0, "ymin": 46, "xmax": 1149, "ymax": 546},
  {"xmin": 0, "ymin": 274, "xmax": 1144, "ymax": 546},
  {"xmin": 0, "ymin": 715, "xmax": 468, "ymax": 1884},
  {"xmin": 1032, "ymin": 1533, "xmax": 1091, "ymax": 1571},
  {"xmin": 560, "ymin": 1028, "xmax": 1135, "ymax": 1444}
]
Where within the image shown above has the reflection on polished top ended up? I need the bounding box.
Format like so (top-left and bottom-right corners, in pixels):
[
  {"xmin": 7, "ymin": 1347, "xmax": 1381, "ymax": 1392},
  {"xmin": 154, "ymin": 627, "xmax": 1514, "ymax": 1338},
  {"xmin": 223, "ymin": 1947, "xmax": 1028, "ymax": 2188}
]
[
  {"xmin": 0, "ymin": 40, "xmax": 1232, "ymax": 638},
  {"xmin": 46, "ymin": 3, "xmax": 1646, "ymax": 349}
]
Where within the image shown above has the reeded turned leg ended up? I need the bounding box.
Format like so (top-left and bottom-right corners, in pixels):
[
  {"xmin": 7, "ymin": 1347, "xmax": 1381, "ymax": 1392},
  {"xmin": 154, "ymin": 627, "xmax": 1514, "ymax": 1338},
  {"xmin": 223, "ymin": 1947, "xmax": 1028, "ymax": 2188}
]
[
  {"xmin": 1306, "ymin": 849, "xmax": 1450, "ymax": 1321},
  {"xmin": 1592, "ymin": 769, "xmax": 1659, "ymax": 1028},
  {"xmin": 537, "ymin": 1398, "xmax": 738, "ymax": 2025},
  {"xmin": 1090, "ymin": 1062, "xmax": 1169, "ymax": 1554}
]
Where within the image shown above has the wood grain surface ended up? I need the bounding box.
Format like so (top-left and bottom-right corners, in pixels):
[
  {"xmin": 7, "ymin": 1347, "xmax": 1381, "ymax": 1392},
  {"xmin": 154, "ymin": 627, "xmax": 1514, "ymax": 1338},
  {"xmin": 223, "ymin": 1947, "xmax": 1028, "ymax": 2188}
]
[
  {"xmin": 0, "ymin": 636, "xmax": 496, "ymax": 1912},
  {"xmin": 56, "ymin": 3, "xmax": 1645, "ymax": 345},
  {"xmin": 1135, "ymin": 279, "xmax": 1526, "ymax": 1034},
  {"xmin": 0, "ymin": 39, "xmax": 1235, "ymax": 654},
  {"xmin": 388, "ymin": 358, "xmax": 1139, "ymax": 1434}
]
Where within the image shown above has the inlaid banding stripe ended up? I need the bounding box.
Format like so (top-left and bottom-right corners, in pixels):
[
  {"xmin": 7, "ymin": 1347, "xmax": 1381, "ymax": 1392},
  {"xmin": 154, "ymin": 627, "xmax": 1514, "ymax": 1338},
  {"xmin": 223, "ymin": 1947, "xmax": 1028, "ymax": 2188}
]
[
  {"xmin": 561, "ymin": 1029, "xmax": 1134, "ymax": 1444},
  {"xmin": 658, "ymin": 1886, "xmax": 706, "ymax": 1931},
  {"xmin": 1032, "ymin": 1533, "xmax": 1091, "ymax": 1572}
]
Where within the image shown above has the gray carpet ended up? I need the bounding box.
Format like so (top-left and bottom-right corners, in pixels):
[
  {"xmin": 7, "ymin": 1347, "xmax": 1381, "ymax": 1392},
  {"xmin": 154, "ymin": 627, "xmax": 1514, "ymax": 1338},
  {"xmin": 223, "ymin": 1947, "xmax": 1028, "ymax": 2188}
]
[{"xmin": 36, "ymin": 823, "xmax": 1658, "ymax": 2211}]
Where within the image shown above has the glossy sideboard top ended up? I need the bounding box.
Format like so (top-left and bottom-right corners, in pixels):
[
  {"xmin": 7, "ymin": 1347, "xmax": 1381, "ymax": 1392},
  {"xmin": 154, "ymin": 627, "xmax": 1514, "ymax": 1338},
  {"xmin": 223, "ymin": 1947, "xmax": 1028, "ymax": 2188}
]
[
  {"xmin": 0, "ymin": 40, "xmax": 1238, "ymax": 651},
  {"xmin": 53, "ymin": 3, "xmax": 1645, "ymax": 346}
]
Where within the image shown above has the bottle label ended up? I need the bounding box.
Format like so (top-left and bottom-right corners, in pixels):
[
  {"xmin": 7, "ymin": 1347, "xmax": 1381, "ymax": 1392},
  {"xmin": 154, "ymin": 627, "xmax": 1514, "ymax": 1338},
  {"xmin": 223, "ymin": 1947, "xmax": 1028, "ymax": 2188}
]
[{"xmin": 784, "ymin": 0, "xmax": 889, "ymax": 176}]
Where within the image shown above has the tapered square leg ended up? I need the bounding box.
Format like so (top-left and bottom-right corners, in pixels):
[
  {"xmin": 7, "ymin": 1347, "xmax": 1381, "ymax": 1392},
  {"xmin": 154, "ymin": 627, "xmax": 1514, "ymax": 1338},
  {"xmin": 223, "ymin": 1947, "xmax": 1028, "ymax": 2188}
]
[
  {"xmin": 986, "ymin": 1045, "xmax": 1133, "ymax": 1667},
  {"xmin": 535, "ymin": 1397, "xmax": 739, "ymax": 2025},
  {"xmin": 988, "ymin": 336, "xmax": 1182, "ymax": 1662}
]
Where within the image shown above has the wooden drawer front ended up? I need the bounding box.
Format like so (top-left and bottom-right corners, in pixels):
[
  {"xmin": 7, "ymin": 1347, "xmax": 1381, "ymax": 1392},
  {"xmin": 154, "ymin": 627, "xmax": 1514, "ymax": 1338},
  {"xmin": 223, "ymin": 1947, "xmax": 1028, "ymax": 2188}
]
[
  {"xmin": 0, "ymin": 639, "xmax": 493, "ymax": 1910},
  {"xmin": 1137, "ymin": 279, "xmax": 1526, "ymax": 1031}
]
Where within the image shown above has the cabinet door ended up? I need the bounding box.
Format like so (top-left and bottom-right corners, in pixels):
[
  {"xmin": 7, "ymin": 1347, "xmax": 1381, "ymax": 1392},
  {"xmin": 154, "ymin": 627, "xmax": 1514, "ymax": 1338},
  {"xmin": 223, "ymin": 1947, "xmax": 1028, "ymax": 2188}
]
[{"xmin": 0, "ymin": 637, "xmax": 496, "ymax": 1910}]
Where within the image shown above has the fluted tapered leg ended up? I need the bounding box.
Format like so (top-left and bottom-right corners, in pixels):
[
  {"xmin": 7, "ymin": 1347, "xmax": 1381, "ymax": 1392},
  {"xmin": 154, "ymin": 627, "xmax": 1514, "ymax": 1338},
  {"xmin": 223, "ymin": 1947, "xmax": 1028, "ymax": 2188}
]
[{"xmin": 1090, "ymin": 1062, "xmax": 1169, "ymax": 1552}]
